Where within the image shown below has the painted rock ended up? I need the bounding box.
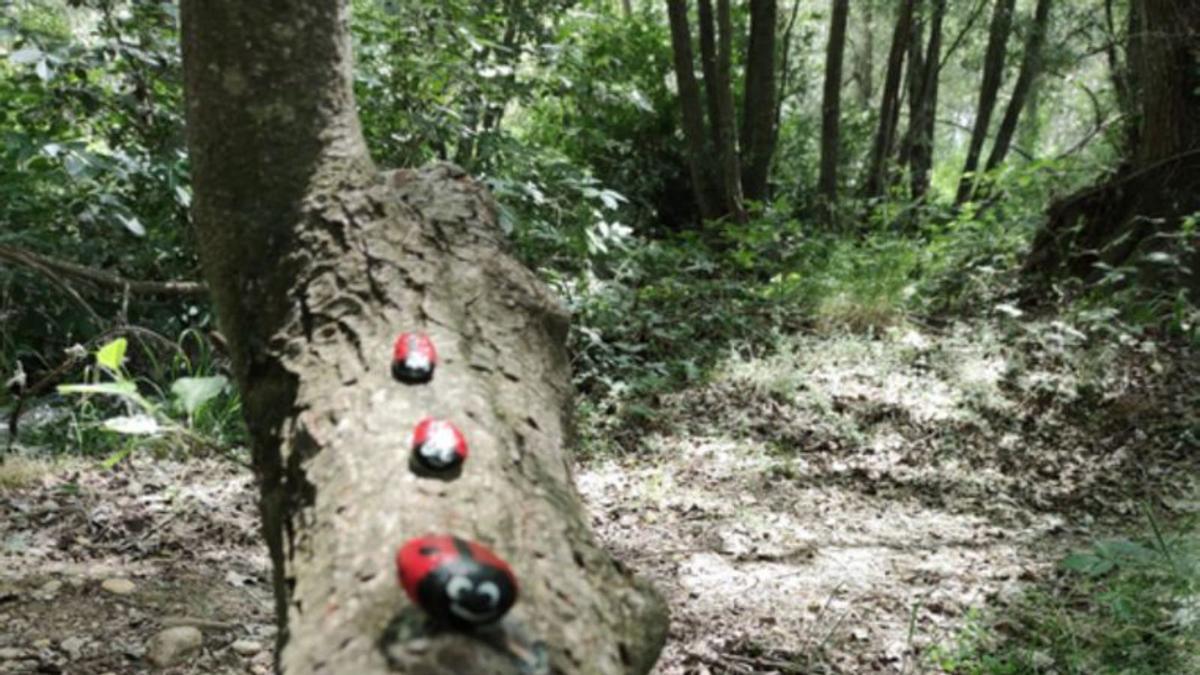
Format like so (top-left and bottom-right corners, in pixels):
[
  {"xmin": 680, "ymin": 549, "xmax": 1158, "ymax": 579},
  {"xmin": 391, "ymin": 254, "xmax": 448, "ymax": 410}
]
[
  {"xmin": 392, "ymin": 332, "xmax": 437, "ymax": 384},
  {"xmin": 396, "ymin": 535, "xmax": 518, "ymax": 628},
  {"xmin": 410, "ymin": 418, "xmax": 468, "ymax": 473}
]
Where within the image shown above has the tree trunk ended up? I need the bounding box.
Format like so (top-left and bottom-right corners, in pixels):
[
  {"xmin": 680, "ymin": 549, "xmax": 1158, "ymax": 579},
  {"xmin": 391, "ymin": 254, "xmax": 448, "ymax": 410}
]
[
  {"xmin": 697, "ymin": 0, "xmax": 723, "ymax": 152},
  {"xmin": 955, "ymin": 0, "xmax": 1017, "ymax": 205},
  {"xmin": 1024, "ymin": 0, "xmax": 1200, "ymax": 297},
  {"xmin": 864, "ymin": 0, "xmax": 916, "ymax": 199},
  {"xmin": 668, "ymin": 0, "xmax": 723, "ymax": 220},
  {"xmin": 179, "ymin": 2, "xmax": 669, "ymax": 673},
  {"xmin": 713, "ymin": 0, "xmax": 748, "ymax": 220},
  {"xmin": 817, "ymin": 0, "xmax": 850, "ymax": 215},
  {"xmin": 897, "ymin": 2, "xmax": 926, "ymax": 173},
  {"xmin": 984, "ymin": 0, "xmax": 1054, "ymax": 172},
  {"xmin": 740, "ymin": 0, "xmax": 778, "ymax": 202},
  {"xmin": 1106, "ymin": 0, "xmax": 1138, "ymax": 152},
  {"xmin": 909, "ymin": 0, "xmax": 946, "ymax": 200},
  {"xmin": 852, "ymin": 2, "xmax": 875, "ymax": 109},
  {"xmin": 1016, "ymin": 66, "xmax": 1043, "ymax": 155}
]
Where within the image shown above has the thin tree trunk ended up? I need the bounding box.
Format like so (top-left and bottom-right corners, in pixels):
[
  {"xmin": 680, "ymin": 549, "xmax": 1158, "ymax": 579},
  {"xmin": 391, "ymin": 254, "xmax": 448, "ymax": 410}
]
[
  {"xmin": 817, "ymin": 0, "xmax": 850, "ymax": 213},
  {"xmin": 898, "ymin": 1, "xmax": 927, "ymax": 172},
  {"xmin": 985, "ymin": 0, "xmax": 1054, "ymax": 171},
  {"xmin": 667, "ymin": 0, "xmax": 722, "ymax": 220},
  {"xmin": 955, "ymin": 0, "xmax": 1017, "ymax": 205},
  {"xmin": 697, "ymin": 0, "xmax": 723, "ymax": 152},
  {"xmin": 774, "ymin": 0, "xmax": 803, "ymax": 139},
  {"xmin": 910, "ymin": 0, "xmax": 946, "ymax": 200},
  {"xmin": 864, "ymin": 0, "xmax": 917, "ymax": 199},
  {"xmin": 179, "ymin": 2, "xmax": 668, "ymax": 672},
  {"xmin": 1017, "ymin": 66, "xmax": 1043, "ymax": 155},
  {"xmin": 713, "ymin": 0, "xmax": 748, "ymax": 220},
  {"xmin": 1105, "ymin": 0, "xmax": 1135, "ymax": 151},
  {"xmin": 740, "ymin": 0, "xmax": 778, "ymax": 202},
  {"xmin": 853, "ymin": 2, "xmax": 875, "ymax": 109}
]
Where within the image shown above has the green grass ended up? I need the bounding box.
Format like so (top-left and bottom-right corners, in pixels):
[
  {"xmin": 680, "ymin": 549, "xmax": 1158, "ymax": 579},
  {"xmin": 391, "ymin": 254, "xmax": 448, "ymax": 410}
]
[{"xmin": 931, "ymin": 508, "xmax": 1200, "ymax": 674}]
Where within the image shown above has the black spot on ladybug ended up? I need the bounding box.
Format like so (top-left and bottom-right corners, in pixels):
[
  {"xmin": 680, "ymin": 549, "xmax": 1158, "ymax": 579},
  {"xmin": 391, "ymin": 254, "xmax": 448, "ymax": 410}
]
[{"xmin": 392, "ymin": 332, "xmax": 437, "ymax": 384}]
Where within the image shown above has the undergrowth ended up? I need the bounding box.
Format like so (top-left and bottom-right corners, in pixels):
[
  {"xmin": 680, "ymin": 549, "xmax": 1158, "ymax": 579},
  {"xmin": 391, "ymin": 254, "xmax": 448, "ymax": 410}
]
[{"xmin": 932, "ymin": 508, "xmax": 1200, "ymax": 675}]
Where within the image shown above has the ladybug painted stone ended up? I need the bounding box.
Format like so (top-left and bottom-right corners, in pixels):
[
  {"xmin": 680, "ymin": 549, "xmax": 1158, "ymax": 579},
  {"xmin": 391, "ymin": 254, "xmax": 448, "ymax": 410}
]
[
  {"xmin": 409, "ymin": 418, "xmax": 468, "ymax": 474},
  {"xmin": 392, "ymin": 332, "xmax": 438, "ymax": 384},
  {"xmin": 396, "ymin": 535, "xmax": 519, "ymax": 628}
]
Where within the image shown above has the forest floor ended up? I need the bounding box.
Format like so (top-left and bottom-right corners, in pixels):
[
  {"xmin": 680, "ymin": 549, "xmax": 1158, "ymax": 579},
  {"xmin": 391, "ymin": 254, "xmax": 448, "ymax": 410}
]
[{"xmin": 1, "ymin": 316, "xmax": 1197, "ymax": 674}]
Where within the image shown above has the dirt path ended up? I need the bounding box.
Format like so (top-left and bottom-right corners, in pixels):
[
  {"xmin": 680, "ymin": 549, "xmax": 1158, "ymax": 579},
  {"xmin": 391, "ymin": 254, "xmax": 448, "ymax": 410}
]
[
  {"xmin": 577, "ymin": 321, "xmax": 1198, "ymax": 673},
  {"xmin": 1, "ymin": 319, "xmax": 1195, "ymax": 674}
]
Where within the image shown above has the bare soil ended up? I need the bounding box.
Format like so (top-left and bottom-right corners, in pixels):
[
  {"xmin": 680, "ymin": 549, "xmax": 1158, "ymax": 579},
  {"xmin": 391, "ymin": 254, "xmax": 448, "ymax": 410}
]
[{"xmin": 2, "ymin": 319, "xmax": 1196, "ymax": 674}]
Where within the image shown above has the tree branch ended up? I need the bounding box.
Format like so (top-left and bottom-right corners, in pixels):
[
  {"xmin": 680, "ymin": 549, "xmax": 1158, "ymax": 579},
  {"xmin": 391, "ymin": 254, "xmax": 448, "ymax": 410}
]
[{"xmin": 0, "ymin": 244, "xmax": 208, "ymax": 297}]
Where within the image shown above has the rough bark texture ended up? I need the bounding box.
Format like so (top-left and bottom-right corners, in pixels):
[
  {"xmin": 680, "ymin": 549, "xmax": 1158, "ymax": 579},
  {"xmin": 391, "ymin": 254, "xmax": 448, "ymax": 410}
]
[
  {"xmin": 864, "ymin": 0, "xmax": 916, "ymax": 199},
  {"xmin": 955, "ymin": 0, "xmax": 1016, "ymax": 204},
  {"xmin": 740, "ymin": 0, "xmax": 778, "ymax": 202},
  {"xmin": 1024, "ymin": 0, "xmax": 1200, "ymax": 297},
  {"xmin": 667, "ymin": 0, "xmax": 722, "ymax": 221},
  {"xmin": 984, "ymin": 0, "xmax": 1053, "ymax": 172},
  {"xmin": 817, "ymin": 0, "xmax": 850, "ymax": 213},
  {"xmin": 180, "ymin": 2, "xmax": 669, "ymax": 673}
]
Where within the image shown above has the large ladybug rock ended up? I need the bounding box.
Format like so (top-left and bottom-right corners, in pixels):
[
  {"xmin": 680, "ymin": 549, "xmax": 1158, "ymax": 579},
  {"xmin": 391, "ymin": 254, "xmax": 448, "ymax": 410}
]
[
  {"xmin": 397, "ymin": 535, "xmax": 519, "ymax": 628},
  {"xmin": 392, "ymin": 332, "xmax": 438, "ymax": 384},
  {"xmin": 409, "ymin": 418, "xmax": 468, "ymax": 475}
]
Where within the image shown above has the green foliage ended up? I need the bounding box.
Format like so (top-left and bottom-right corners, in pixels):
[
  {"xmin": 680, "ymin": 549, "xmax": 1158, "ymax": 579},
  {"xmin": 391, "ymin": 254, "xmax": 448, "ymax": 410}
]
[
  {"xmin": 38, "ymin": 336, "xmax": 244, "ymax": 462},
  {"xmin": 931, "ymin": 509, "xmax": 1200, "ymax": 675},
  {"xmin": 1, "ymin": 0, "xmax": 200, "ymax": 362}
]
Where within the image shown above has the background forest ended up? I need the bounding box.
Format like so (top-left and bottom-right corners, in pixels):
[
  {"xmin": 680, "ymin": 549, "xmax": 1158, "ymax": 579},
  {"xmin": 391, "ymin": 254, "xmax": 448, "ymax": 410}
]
[{"xmin": 1, "ymin": 0, "xmax": 1198, "ymax": 673}]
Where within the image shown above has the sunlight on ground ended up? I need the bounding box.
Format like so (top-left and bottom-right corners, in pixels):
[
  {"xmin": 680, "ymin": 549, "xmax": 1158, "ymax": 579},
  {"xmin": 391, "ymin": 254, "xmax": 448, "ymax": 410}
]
[{"xmin": 579, "ymin": 320, "xmax": 1196, "ymax": 673}]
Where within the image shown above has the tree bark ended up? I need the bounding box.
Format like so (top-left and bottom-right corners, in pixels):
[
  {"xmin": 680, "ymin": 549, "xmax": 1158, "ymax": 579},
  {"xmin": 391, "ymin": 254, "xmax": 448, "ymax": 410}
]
[
  {"xmin": 909, "ymin": 0, "xmax": 946, "ymax": 201},
  {"xmin": 697, "ymin": 0, "xmax": 723, "ymax": 152},
  {"xmin": 740, "ymin": 0, "xmax": 778, "ymax": 202},
  {"xmin": 864, "ymin": 0, "xmax": 916, "ymax": 199},
  {"xmin": 852, "ymin": 1, "xmax": 875, "ymax": 109},
  {"xmin": 698, "ymin": 0, "xmax": 748, "ymax": 221},
  {"xmin": 179, "ymin": 2, "xmax": 669, "ymax": 673},
  {"xmin": 984, "ymin": 0, "xmax": 1054, "ymax": 172},
  {"xmin": 667, "ymin": 0, "xmax": 723, "ymax": 221},
  {"xmin": 955, "ymin": 0, "xmax": 1017, "ymax": 205},
  {"xmin": 817, "ymin": 0, "xmax": 850, "ymax": 215},
  {"xmin": 897, "ymin": 1, "xmax": 927, "ymax": 173}
]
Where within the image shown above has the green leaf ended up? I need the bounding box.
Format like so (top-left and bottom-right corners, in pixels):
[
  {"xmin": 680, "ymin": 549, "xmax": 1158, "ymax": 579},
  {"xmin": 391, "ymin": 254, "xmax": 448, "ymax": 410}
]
[
  {"xmin": 171, "ymin": 375, "xmax": 228, "ymax": 415},
  {"xmin": 58, "ymin": 381, "xmax": 138, "ymax": 397},
  {"xmin": 96, "ymin": 338, "xmax": 128, "ymax": 371},
  {"xmin": 101, "ymin": 446, "xmax": 133, "ymax": 469},
  {"xmin": 103, "ymin": 415, "xmax": 161, "ymax": 435}
]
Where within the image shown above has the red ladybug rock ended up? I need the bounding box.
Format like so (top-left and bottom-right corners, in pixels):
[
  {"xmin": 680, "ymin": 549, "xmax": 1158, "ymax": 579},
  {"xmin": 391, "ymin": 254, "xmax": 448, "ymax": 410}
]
[
  {"xmin": 396, "ymin": 535, "xmax": 518, "ymax": 628},
  {"xmin": 392, "ymin": 332, "xmax": 437, "ymax": 384},
  {"xmin": 409, "ymin": 418, "xmax": 468, "ymax": 473}
]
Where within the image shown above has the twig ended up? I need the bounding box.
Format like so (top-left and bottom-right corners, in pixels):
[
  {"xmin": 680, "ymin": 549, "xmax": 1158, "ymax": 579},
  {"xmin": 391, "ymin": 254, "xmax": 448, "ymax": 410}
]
[{"xmin": 0, "ymin": 244, "xmax": 208, "ymax": 297}]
